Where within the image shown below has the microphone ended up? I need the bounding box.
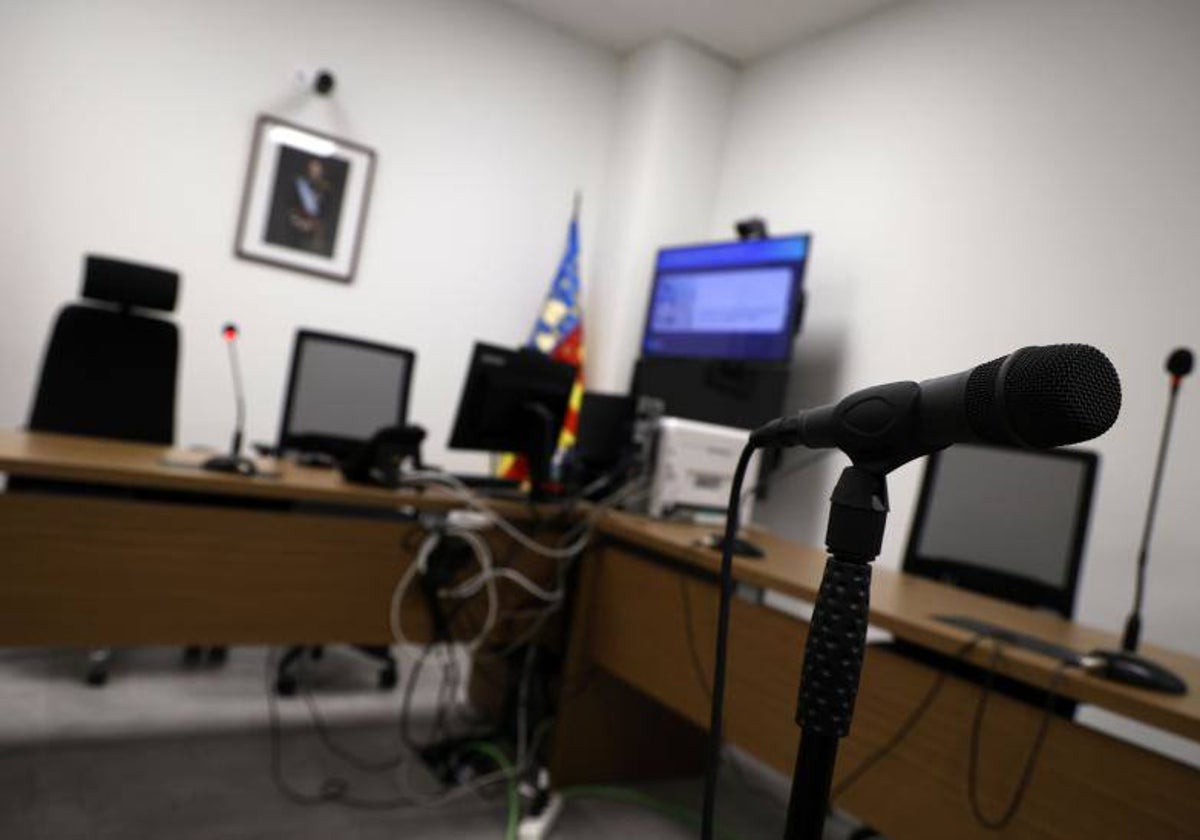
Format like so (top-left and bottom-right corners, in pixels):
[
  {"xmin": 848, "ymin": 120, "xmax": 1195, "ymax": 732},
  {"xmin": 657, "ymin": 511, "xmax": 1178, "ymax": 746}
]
[
  {"xmin": 202, "ymin": 323, "xmax": 258, "ymax": 477},
  {"xmin": 1085, "ymin": 347, "xmax": 1192, "ymax": 695},
  {"xmin": 750, "ymin": 344, "xmax": 1121, "ymax": 468},
  {"xmin": 702, "ymin": 343, "xmax": 1123, "ymax": 840}
]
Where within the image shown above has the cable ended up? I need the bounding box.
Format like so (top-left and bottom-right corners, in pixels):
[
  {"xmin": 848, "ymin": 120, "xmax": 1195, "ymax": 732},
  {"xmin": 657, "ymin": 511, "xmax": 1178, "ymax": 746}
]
[
  {"xmin": 399, "ymin": 470, "xmax": 643, "ymax": 560},
  {"xmin": 562, "ymin": 786, "xmax": 743, "ymax": 840},
  {"xmin": 966, "ymin": 642, "xmax": 1070, "ymax": 831},
  {"xmin": 830, "ymin": 634, "xmax": 984, "ymax": 802},
  {"xmin": 442, "ymin": 566, "xmax": 563, "ymax": 603},
  {"xmin": 701, "ymin": 440, "xmax": 759, "ymax": 840},
  {"xmin": 390, "ymin": 528, "xmax": 498, "ymax": 653},
  {"xmin": 679, "ymin": 575, "xmax": 713, "ymax": 696},
  {"xmin": 266, "ymin": 647, "xmax": 546, "ymax": 814},
  {"xmin": 741, "ymin": 449, "xmax": 832, "ymax": 504},
  {"xmin": 465, "ymin": 742, "xmax": 519, "ymax": 840}
]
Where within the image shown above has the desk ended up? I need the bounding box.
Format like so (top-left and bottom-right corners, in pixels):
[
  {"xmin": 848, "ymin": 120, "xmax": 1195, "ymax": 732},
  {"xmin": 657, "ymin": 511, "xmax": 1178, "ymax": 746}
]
[
  {"xmin": 2, "ymin": 429, "xmax": 1199, "ymax": 837},
  {"xmin": 552, "ymin": 519, "xmax": 1200, "ymax": 838},
  {"xmin": 0, "ymin": 430, "xmax": 555, "ymax": 646}
]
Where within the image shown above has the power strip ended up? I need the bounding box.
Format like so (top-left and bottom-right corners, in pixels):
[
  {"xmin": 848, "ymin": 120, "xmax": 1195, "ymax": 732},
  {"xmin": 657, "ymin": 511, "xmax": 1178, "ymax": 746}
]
[{"xmin": 516, "ymin": 793, "xmax": 564, "ymax": 840}]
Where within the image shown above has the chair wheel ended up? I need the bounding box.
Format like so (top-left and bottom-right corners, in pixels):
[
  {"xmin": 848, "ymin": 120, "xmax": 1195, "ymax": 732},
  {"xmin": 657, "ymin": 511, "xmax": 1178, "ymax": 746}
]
[
  {"xmin": 206, "ymin": 646, "xmax": 229, "ymax": 666},
  {"xmin": 182, "ymin": 646, "xmax": 204, "ymax": 667},
  {"xmin": 276, "ymin": 674, "xmax": 298, "ymax": 697},
  {"xmin": 378, "ymin": 665, "xmax": 398, "ymax": 690},
  {"xmin": 86, "ymin": 667, "xmax": 108, "ymax": 687}
]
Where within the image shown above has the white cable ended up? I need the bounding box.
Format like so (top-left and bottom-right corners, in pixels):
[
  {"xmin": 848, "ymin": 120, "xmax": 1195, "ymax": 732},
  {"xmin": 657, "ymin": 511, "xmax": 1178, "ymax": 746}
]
[
  {"xmin": 441, "ymin": 566, "xmax": 563, "ymax": 603},
  {"xmin": 399, "ymin": 470, "xmax": 643, "ymax": 561},
  {"xmin": 389, "ymin": 528, "xmax": 499, "ymax": 654}
]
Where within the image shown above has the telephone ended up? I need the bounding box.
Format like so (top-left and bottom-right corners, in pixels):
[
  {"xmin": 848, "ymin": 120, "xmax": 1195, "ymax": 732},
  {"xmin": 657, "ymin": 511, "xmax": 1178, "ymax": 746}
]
[{"xmin": 339, "ymin": 424, "xmax": 427, "ymax": 488}]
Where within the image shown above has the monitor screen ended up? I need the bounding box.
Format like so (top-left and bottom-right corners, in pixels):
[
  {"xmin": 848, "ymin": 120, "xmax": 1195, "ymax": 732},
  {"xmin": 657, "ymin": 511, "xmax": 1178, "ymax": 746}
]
[
  {"xmin": 641, "ymin": 235, "xmax": 809, "ymax": 361},
  {"xmin": 908, "ymin": 444, "xmax": 1096, "ymax": 596},
  {"xmin": 284, "ymin": 334, "xmax": 411, "ymax": 443}
]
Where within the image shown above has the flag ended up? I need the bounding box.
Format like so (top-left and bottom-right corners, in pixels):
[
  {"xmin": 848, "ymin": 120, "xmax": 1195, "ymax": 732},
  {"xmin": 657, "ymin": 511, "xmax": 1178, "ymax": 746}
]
[{"xmin": 499, "ymin": 198, "xmax": 585, "ymax": 480}]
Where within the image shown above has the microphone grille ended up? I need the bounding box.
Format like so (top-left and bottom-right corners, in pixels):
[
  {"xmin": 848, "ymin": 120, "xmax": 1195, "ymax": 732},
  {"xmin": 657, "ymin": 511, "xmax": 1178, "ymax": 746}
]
[
  {"xmin": 1167, "ymin": 348, "xmax": 1194, "ymax": 379},
  {"xmin": 966, "ymin": 344, "xmax": 1121, "ymax": 448}
]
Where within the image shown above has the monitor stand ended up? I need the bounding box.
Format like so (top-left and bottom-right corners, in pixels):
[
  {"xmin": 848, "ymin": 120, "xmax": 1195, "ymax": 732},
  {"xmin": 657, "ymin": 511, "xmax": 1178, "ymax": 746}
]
[{"xmin": 522, "ymin": 402, "xmax": 559, "ymax": 502}]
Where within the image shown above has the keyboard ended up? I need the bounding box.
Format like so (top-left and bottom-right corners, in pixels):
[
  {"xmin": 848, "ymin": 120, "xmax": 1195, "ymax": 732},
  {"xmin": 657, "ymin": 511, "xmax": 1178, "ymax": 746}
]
[{"xmin": 934, "ymin": 614, "xmax": 1084, "ymax": 665}]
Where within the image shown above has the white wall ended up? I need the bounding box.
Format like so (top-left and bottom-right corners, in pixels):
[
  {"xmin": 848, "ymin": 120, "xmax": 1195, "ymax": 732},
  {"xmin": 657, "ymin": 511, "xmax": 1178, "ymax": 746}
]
[
  {"xmin": 0, "ymin": 0, "xmax": 619, "ymax": 471},
  {"xmin": 714, "ymin": 0, "xmax": 1200, "ymax": 659},
  {"xmin": 588, "ymin": 37, "xmax": 737, "ymax": 392}
]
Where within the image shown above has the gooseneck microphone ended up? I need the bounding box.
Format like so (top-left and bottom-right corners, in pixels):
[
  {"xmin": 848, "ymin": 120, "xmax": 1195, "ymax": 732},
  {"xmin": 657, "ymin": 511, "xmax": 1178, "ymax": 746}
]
[
  {"xmin": 701, "ymin": 344, "xmax": 1122, "ymax": 840},
  {"xmin": 202, "ymin": 323, "xmax": 258, "ymax": 477},
  {"xmin": 1085, "ymin": 348, "xmax": 1191, "ymax": 695}
]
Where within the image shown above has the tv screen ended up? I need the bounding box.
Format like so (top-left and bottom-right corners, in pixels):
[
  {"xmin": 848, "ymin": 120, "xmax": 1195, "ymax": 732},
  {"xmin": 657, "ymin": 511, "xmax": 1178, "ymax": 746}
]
[{"xmin": 641, "ymin": 235, "xmax": 810, "ymax": 362}]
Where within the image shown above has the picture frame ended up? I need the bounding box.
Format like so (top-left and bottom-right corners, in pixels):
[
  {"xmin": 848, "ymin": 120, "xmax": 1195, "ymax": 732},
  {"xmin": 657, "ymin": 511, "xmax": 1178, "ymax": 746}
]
[{"xmin": 234, "ymin": 115, "xmax": 376, "ymax": 283}]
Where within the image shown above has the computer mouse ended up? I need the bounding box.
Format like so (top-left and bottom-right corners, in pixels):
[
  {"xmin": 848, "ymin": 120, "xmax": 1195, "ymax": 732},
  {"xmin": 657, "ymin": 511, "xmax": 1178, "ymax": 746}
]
[{"xmin": 1086, "ymin": 651, "xmax": 1187, "ymax": 695}]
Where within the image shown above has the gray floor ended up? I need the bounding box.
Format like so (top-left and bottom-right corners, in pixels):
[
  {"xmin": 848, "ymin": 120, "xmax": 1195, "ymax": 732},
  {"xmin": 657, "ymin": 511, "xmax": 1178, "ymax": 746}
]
[{"xmin": 0, "ymin": 646, "xmax": 796, "ymax": 839}]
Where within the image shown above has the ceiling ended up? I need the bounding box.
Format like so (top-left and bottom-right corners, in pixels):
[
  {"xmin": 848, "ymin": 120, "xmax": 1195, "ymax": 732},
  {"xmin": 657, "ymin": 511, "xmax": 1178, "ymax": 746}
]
[{"xmin": 497, "ymin": 0, "xmax": 900, "ymax": 63}]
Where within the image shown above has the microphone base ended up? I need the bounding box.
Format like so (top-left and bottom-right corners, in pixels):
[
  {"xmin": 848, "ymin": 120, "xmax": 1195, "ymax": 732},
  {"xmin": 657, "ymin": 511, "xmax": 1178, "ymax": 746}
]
[
  {"xmin": 1085, "ymin": 650, "xmax": 1187, "ymax": 695},
  {"xmin": 201, "ymin": 454, "xmax": 259, "ymax": 477}
]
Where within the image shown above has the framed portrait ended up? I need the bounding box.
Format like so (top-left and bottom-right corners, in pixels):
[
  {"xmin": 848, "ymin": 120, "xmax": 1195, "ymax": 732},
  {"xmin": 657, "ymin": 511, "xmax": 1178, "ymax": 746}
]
[{"xmin": 234, "ymin": 115, "xmax": 376, "ymax": 283}]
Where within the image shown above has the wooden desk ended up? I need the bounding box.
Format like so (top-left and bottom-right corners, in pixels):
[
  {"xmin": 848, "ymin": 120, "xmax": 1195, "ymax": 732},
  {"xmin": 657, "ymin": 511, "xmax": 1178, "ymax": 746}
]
[
  {"xmin": 3, "ymin": 429, "xmax": 1199, "ymax": 837},
  {"xmin": 0, "ymin": 429, "xmax": 553, "ymax": 646},
  {"xmin": 551, "ymin": 520, "xmax": 1200, "ymax": 838}
]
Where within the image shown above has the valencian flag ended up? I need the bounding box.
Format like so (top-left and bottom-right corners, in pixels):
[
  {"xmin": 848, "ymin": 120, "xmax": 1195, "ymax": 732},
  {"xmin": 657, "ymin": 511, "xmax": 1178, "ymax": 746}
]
[{"xmin": 499, "ymin": 197, "xmax": 585, "ymax": 480}]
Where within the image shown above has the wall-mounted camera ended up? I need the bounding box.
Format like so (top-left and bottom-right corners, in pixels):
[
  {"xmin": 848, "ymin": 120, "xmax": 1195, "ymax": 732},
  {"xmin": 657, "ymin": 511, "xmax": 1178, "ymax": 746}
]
[{"xmin": 295, "ymin": 68, "xmax": 337, "ymax": 96}]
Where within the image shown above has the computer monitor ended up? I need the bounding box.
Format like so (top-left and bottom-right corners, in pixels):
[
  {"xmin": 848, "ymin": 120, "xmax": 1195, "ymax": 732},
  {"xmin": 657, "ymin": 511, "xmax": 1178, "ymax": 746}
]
[
  {"xmin": 903, "ymin": 443, "xmax": 1099, "ymax": 618},
  {"xmin": 448, "ymin": 342, "xmax": 577, "ymax": 494},
  {"xmin": 640, "ymin": 234, "xmax": 810, "ymax": 362},
  {"xmin": 277, "ymin": 329, "xmax": 415, "ymax": 461}
]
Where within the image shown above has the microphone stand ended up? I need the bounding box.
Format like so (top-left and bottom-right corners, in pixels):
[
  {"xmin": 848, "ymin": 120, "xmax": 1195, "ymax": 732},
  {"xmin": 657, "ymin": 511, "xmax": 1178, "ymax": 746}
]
[
  {"xmin": 203, "ymin": 329, "xmax": 258, "ymax": 477},
  {"xmin": 1087, "ymin": 372, "xmax": 1187, "ymax": 694},
  {"xmin": 785, "ymin": 464, "xmax": 888, "ymax": 839}
]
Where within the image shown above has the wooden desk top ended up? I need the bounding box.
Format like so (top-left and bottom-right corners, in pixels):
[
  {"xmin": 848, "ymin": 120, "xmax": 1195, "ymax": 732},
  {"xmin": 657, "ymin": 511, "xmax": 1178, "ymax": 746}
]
[
  {"xmin": 599, "ymin": 510, "xmax": 1200, "ymax": 743},
  {"xmin": 3, "ymin": 429, "xmax": 1198, "ymax": 741},
  {"xmin": 0, "ymin": 429, "xmax": 492, "ymax": 513}
]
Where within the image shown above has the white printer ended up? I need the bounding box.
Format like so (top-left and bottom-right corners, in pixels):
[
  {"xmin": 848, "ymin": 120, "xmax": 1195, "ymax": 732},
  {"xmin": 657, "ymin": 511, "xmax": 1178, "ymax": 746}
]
[{"xmin": 643, "ymin": 416, "xmax": 761, "ymax": 524}]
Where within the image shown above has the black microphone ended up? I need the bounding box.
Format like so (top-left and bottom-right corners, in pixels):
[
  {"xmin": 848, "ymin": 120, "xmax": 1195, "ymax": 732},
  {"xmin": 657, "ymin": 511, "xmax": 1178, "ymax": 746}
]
[
  {"xmin": 751, "ymin": 344, "xmax": 1121, "ymax": 467},
  {"xmin": 202, "ymin": 323, "xmax": 258, "ymax": 477},
  {"xmin": 1086, "ymin": 347, "xmax": 1192, "ymax": 695}
]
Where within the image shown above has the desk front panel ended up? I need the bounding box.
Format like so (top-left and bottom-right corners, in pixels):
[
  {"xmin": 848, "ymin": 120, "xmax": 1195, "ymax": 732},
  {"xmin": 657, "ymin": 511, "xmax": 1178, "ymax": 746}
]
[
  {"xmin": 0, "ymin": 493, "xmax": 553, "ymax": 647},
  {"xmin": 573, "ymin": 542, "xmax": 1200, "ymax": 839}
]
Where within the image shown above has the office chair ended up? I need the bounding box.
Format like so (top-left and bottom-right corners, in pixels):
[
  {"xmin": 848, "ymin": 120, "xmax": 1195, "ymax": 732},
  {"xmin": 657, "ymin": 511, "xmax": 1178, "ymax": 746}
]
[
  {"xmin": 273, "ymin": 329, "xmax": 415, "ymax": 696},
  {"xmin": 12, "ymin": 255, "xmax": 204, "ymax": 685}
]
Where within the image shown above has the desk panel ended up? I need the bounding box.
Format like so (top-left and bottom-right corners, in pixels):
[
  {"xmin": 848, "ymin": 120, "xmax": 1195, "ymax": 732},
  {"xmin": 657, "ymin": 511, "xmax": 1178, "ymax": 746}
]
[
  {"xmin": 0, "ymin": 494, "xmax": 553, "ymax": 647},
  {"xmin": 561, "ymin": 543, "xmax": 1200, "ymax": 839}
]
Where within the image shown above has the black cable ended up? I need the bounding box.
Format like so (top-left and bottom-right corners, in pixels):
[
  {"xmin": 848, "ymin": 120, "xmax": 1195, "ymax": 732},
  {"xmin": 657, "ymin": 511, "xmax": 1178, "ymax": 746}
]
[
  {"xmin": 701, "ymin": 440, "xmax": 758, "ymax": 840},
  {"xmin": 679, "ymin": 575, "xmax": 713, "ymax": 696},
  {"xmin": 830, "ymin": 634, "xmax": 984, "ymax": 802},
  {"xmin": 966, "ymin": 642, "xmax": 1070, "ymax": 831},
  {"xmin": 740, "ymin": 449, "xmax": 831, "ymax": 505}
]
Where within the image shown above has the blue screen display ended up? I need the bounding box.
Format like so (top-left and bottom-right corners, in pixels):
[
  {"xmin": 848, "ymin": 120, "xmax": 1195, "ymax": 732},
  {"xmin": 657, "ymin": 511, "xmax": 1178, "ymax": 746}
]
[{"xmin": 642, "ymin": 235, "xmax": 809, "ymax": 361}]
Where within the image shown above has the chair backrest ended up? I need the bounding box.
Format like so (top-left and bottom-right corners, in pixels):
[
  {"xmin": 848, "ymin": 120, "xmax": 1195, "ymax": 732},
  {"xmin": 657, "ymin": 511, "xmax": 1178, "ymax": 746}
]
[
  {"xmin": 28, "ymin": 255, "xmax": 180, "ymax": 445},
  {"xmin": 276, "ymin": 329, "xmax": 416, "ymax": 461},
  {"xmin": 902, "ymin": 443, "xmax": 1098, "ymax": 619}
]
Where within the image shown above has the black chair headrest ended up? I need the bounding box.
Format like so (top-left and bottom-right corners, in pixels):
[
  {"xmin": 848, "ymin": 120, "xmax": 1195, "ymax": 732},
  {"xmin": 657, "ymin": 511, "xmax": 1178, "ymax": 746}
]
[{"xmin": 83, "ymin": 255, "xmax": 179, "ymax": 313}]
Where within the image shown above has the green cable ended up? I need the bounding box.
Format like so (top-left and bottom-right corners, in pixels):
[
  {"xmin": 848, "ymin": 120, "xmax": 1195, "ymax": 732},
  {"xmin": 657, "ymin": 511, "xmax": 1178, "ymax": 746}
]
[
  {"xmin": 562, "ymin": 785, "xmax": 742, "ymax": 840},
  {"xmin": 464, "ymin": 741, "xmax": 519, "ymax": 840}
]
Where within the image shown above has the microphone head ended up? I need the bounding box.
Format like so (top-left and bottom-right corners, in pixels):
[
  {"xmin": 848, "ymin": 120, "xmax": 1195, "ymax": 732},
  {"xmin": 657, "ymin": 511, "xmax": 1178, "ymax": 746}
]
[
  {"xmin": 221, "ymin": 323, "xmax": 239, "ymax": 342},
  {"xmin": 1167, "ymin": 348, "xmax": 1193, "ymax": 379},
  {"xmin": 965, "ymin": 344, "xmax": 1121, "ymax": 448}
]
